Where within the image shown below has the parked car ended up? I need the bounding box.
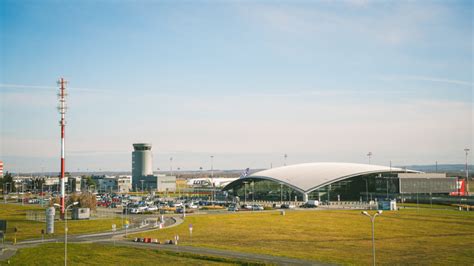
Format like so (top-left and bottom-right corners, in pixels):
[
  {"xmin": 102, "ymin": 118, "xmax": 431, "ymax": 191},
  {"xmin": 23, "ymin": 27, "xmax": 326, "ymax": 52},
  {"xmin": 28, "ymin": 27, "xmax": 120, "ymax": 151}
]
[
  {"xmin": 147, "ymin": 205, "xmax": 158, "ymax": 212},
  {"xmin": 228, "ymin": 206, "xmax": 239, "ymax": 212},
  {"xmin": 172, "ymin": 202, "xmax": 183, "ymax": 208},
  {"xmin": 281, "ymin": 204, "xmax": 296, "ymax": 209},
  {"xmin": 252, "ymin": 205, "xmax": 264, "ymax": 211},
  {"xmin": 130, "ymin": 208, "xmax": 141, "ymax": 214},
  {"xmin": 186, "ymin": 202, "xmax": 198, "ymax": 209},
  {"xmin": 241, "ymin": 204, "xmax": 253, "ymax": 210}
]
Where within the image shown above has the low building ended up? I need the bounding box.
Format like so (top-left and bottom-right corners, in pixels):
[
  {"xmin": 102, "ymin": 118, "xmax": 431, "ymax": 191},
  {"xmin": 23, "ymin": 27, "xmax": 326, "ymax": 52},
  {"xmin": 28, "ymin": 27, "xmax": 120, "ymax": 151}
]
[
  {"xmin": 97, "ymin": 176, "xmax": 118, "ymax": 193},
  {"xmin": 68, "ymin": 176, "xmax": 82, "ymax": 192},
  {"xmin": 157, "ymin": 175, "xmax": 176, "ymax": 192},
  {"xmin": 117, "ymin": 176, "xmax": 132, "ymax": 193},
  {"xmin": 398, "ymin": 173, "xmax": 457, "ymax": 194}
]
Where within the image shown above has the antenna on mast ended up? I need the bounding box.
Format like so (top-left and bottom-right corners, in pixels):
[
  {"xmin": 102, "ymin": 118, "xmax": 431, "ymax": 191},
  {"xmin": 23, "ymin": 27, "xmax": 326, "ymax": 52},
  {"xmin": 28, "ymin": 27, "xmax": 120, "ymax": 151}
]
[{"xmin": 57, "ymin": 77, "xmax": 68, "ymax": 218}]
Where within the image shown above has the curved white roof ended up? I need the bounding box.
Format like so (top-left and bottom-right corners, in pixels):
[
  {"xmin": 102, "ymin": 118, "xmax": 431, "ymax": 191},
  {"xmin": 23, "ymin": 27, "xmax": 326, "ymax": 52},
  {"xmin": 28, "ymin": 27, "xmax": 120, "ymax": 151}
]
[{"xmin": 224, "ymin": 162, "xmax": 417, "ymax": 193}]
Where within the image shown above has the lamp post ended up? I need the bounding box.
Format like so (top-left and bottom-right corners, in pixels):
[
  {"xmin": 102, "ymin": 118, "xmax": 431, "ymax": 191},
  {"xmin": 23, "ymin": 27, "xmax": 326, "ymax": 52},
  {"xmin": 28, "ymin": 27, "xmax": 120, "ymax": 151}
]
[
  {"xmin": 63, "ymin": 201, "xmax": 78, "ymax": 266},
  {"xmin": 365, "ymin": 178, "xmax": 369, "ymax": 203},
  {"xmin": 3, "ymin": 183, "xmax": 11, "ymax": 204},
  {"xmin": 280, "ymin": 183, "xmax": 283, "ymax": 203},
  {"xmin": 41, "ymin": 183, "xmax": 46, "ymax": 207},
  {"xmin": 243, "ymin": 182, "xmax": 248, "ymax": 205},
  {"xmin": 210, "ymin": 155, "xmax": 214, "ymax": 178},
  {"xmin": 284, "ymin": 154, "xmax": 288, "ymax": 166},
  {"xmin": 170, "ymin": 157, "xmax": 173, "ymax": 177},
  {"xmin": 464, "ymin": 148, "xmax": 470, "ymax": 196},
  {"xmin": 251, "ymin": 181, "xmax": 255, "ymax": 204},
  {"xmin": 367, "ymin": 152, "xmax": 372, "ymax": 164},
  {"xmin": 177, "ymin": 167, "xmax": 181, "ymax": 199},
  {"xmin": 361, "ymin": 210, "xmax": 383, "ymax": 266}
]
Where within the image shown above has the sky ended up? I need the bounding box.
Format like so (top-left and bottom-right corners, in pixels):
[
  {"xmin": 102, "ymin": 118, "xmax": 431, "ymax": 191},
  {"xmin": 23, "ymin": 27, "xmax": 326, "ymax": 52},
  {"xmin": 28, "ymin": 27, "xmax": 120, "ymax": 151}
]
[{"xmin": 0, "ymin": 0, "xmax": 472, "ymax": 173}]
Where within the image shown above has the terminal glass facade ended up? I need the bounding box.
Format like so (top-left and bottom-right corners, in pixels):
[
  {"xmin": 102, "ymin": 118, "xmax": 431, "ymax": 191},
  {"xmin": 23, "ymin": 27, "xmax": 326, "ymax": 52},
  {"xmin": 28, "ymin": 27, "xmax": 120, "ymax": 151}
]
[
  {"xmin": 225, "ymin": 179, "xmax": 304, "ymax": 202},
  {"xmin": 224, "ymin": 173, "xmax": 401, "ymax": 202}
]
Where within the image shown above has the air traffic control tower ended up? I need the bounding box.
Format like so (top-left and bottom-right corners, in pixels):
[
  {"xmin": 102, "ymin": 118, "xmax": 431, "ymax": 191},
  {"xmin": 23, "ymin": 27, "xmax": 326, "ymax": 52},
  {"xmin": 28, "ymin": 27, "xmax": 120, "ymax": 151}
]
[{"xmin": 132, "ymin": 143, "xmax": 153, "ymax": 187}]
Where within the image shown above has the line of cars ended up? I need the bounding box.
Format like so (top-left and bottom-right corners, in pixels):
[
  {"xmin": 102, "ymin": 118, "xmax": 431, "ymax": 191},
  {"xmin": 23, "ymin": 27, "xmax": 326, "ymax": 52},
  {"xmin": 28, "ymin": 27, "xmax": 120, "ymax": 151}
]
[
  {"xmin": 228, "ymin": 204, "xmax": 264, "ymax": 212},
  {"xmin": 125, "ymin": 200, "xmax": 200, "ymax": 214}
]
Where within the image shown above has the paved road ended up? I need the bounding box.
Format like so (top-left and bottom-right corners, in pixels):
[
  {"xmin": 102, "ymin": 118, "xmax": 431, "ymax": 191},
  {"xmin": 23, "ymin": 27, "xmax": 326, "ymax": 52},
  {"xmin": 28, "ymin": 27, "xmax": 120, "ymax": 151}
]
[
  {"xmin": 101, "ymin": 240, "xmax": 326, "ymax": 266},
  {"xmin": 0, "ymin": 215, "xmax": 327, "ymax": 266},
  {"xmin": 0, "ymin": 216, "xmax": 180, "ymax": 262}
]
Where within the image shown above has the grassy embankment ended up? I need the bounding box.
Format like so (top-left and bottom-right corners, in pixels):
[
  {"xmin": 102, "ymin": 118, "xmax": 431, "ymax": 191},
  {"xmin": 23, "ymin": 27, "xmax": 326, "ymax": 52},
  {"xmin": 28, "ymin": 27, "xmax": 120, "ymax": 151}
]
[
  {"xmin": 0, "ymin": 243, "xmax": 260, "ymax": 266},
  {"xmin": 0, "ymin": 204, "xmax": 122, "ymax": 241},
  {"xmin": 130, "ymin": 208, "xmax": 474, "ymax": 265}
]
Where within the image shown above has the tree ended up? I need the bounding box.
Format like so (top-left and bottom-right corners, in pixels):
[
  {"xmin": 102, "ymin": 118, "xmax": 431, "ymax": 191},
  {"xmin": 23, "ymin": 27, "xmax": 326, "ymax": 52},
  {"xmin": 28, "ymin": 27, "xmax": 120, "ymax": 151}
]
[
  {"xmin": 66, "ymin": 192, "xmax": 97, "ymax": 211},
  {"xmin": 83, "ymin": 175, "xmax": 97, "ymax": 188},
  {"xmin": 1, "ymin": 172, "xmax": 14, "ymax": 192}
]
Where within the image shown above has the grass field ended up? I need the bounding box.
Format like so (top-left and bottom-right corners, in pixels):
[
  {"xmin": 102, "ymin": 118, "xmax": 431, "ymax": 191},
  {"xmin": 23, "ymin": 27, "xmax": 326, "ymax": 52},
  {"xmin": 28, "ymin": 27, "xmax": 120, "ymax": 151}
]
[
  {"xmin": 0, "ymin": 243, "xmax": 259, "ymax": 265},
  {"xmin": 130, "ymin": 209, "xmax": 474, "ymax": 265},
  {"xmin": 0, "ymin": 204, "xmax": 122, "ymax": 241}
]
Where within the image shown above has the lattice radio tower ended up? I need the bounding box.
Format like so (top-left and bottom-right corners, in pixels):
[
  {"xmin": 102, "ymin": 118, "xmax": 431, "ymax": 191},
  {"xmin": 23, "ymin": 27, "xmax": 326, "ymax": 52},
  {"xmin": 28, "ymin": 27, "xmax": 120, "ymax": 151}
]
[{"xmin": 57, "ymin": 77, "xmax": 68, "ymax": 218}]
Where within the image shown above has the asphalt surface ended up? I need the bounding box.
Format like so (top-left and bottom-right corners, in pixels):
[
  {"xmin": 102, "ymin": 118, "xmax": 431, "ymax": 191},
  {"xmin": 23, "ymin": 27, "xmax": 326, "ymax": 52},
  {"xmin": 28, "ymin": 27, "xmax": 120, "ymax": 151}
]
[
  {"xmin": 0, "ymin": 214, "xmax": 327, "ymax": 266},
  {"xmin": 103, "ymin": 240, "xmax": 325, "ymax": 266}
]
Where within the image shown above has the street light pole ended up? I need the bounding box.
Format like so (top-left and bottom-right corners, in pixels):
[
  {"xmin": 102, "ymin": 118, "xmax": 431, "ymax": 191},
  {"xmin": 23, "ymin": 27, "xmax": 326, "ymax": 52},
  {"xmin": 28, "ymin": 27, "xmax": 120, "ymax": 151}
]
[
  {"xmin": 170, "ymin": 157, "xmax": 173, "ymax": 176},
  {"xmin": 280, "ymin": 183, "xmax": 283, "ymax": 203},
  {"xmin": 243, "ymin": 182, "xmax": 247, "ymax": 205},
  {"xmin": 367, "ymin": 152, "xmax": 372, "ymax": 164},
  {"xmin": 210, "ymin": 155, "xmax": 214, "ymax": 178},
  {"xmin": 177, "ymin": 167, "xmax": 181, "ymax": 199},
  {"xmin": 464, "ymin": 148, "xmax": 470, "ymax": 196},
  {"xmin": 64, "ymin": 202, "xmax": 78, "ymax": 266},
  {"xmin": 252, "ymin": 181, "xmax": 255, "ymax": 204},
  {"xmin": 361, "ymin": 210, "xmax": 383, "ymax": 266},
  {"xmin": 41, "ymin": 183, "xmax": 45, "ymax": 207},
  {"xmin": 365, "ymin": 178, "xmax": 369, "ymax": 203}
]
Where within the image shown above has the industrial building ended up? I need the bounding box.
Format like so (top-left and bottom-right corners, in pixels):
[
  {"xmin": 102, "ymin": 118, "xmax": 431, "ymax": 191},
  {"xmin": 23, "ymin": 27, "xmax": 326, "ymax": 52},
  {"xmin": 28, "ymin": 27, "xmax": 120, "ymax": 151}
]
[{"xmin": 222, "ymin": 162, "xmax": 461, "ymax": 202}]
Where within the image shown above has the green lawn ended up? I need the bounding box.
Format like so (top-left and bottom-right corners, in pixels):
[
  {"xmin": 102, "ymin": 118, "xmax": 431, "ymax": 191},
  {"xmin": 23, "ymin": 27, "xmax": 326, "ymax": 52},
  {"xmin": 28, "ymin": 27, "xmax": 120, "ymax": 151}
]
[
  {"xmin": 0, "ymin": 204, "xmax": 122, "ymax": 241},
  {"xmin": 0, "ymin": 243, "xmax": 259, "ymax": 265},
  {"xmin": 130, "ymin": 209, "xmax": 474, "ymax": 265}
]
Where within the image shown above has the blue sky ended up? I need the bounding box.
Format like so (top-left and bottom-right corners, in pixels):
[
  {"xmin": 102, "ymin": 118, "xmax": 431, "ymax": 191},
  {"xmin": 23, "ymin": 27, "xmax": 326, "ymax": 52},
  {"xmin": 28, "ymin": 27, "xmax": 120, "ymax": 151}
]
[{"xmin": 0, "ymin": 0, "xmax": 472, "ymax": 173}]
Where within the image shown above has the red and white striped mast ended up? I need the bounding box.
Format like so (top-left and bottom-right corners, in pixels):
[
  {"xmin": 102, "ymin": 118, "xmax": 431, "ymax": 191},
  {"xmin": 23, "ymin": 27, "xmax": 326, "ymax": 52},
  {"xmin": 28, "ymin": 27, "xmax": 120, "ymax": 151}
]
[{"xmin": 57, "ymin": 77, "xmax": 68, "ymax": 218}]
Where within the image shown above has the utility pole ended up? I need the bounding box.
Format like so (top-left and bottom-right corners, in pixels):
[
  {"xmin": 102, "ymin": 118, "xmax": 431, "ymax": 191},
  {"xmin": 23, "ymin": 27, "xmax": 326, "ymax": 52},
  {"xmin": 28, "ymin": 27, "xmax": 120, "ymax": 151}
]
[{"xmin": 57, "ymin": 77, "xmax": 68, "ymax": 219}]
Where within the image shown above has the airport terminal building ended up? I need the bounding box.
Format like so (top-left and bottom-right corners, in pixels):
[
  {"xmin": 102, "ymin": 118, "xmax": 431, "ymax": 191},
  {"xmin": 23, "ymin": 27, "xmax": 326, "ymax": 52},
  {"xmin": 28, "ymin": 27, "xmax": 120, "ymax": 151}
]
[{"xmin": 222, "ymin": 162, "xmax": 460, "ymax": 202}]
